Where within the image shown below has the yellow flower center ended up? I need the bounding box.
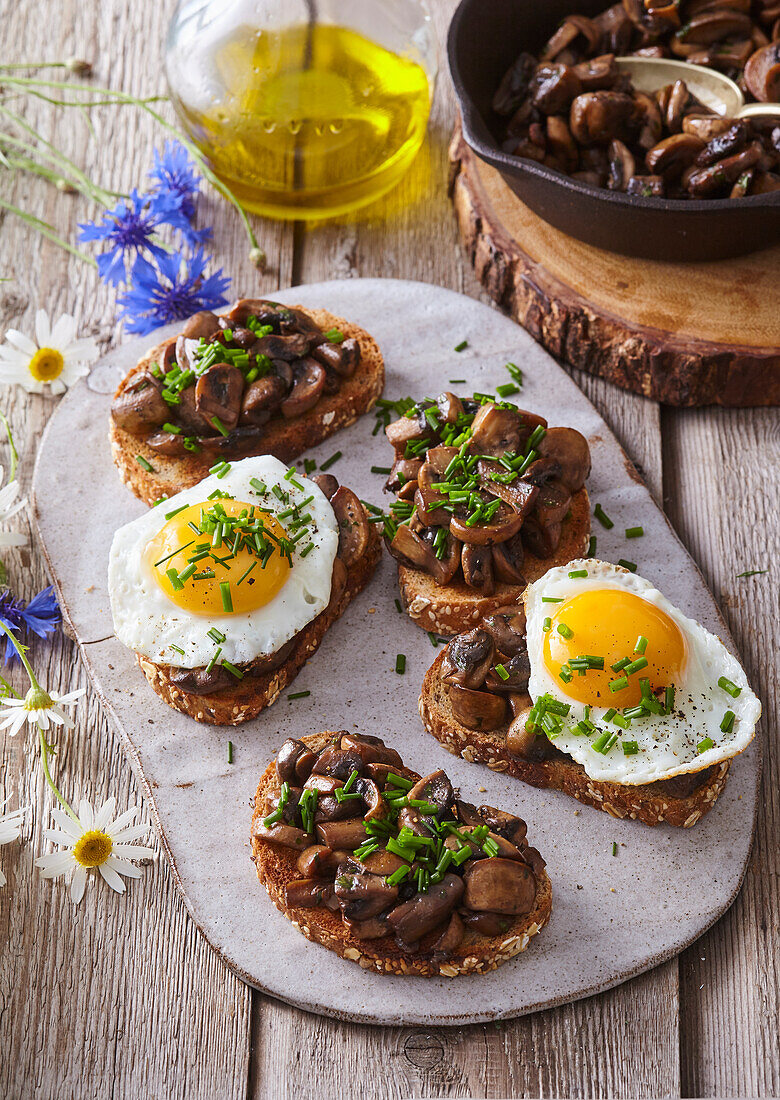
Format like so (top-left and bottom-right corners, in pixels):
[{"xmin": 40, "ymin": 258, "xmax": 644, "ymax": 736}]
[
  {"xmin": 73, "ymin": 829, "xmax": 113, "ymax": 868},
  {"xmin": 28, "ymin": 346, "xmax": 65, "ymax": 382}
]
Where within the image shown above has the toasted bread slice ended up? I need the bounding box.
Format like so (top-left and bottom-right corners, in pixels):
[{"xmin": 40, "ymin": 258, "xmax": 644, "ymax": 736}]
[
  {"xmin": 111, "ymin": 308, "xmax": 384, "ymax": 506},
  {"xmin": 138, "ymin": 526, "xmax": 380, "ymax": 726},
  {"xmin": 398, "ymin": 488, "xmax": 590, "ymax": 636},
  {"xmin": 419, "ymin": 652, "xmax": 729, "ymax": 829},
  {"xmin": 250, "ymin": 731, "xmax": 552, "ymax": 977}
]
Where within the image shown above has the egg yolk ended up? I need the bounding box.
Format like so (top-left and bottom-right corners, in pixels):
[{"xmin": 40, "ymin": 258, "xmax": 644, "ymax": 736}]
[
  {"xmin": 543, "ymin": 588, "xmax": 687, "ymax": 706},
  {"xmin": 145, "ymin": 500, "xmax": 291, "ymax": 616}
]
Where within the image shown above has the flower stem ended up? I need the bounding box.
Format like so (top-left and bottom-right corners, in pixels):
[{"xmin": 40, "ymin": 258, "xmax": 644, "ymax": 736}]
[
  {"xmin": 0, "ymin": 410, "xmax": 19, "ymax": 480},
  {"xmin": 0, "ymin": 621, "xmax": 42, "ymax": 691},
  {"xmin": 38, "ymin": 724, "xmax": 78, "ymax": 823},
  {"xmin": 0, "ymin": 199, "xmax": 96, "ymax": 265}
]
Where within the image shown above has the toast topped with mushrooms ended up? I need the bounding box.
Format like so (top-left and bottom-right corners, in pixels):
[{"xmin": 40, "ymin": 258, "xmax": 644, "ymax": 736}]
[
  {"xmin": 251, "ymin": 731, "xmax": 551, "ymax": 977},
  {"xmin": 110, "ymin": 298, "xmax": 384, "ymax": 506},
  {"xmin": 108, "ymin": 455, "xmax": 379, "ymax": 726},
  {"xmin": 419, "ymin": 559, "xmax": 761, "ymax": 828},
  {"xmin": 380, "ymin": 392, "xmax": 591, "ymax": 635}
]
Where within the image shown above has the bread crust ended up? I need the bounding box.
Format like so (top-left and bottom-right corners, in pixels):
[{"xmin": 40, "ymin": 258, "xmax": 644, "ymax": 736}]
[
  {"xmin": 110, "ymin": 307, "xmax": 384, "ymax": 506},
  {"xmin": 138, "ymin": 525, "xmax": 381, "ymax": 726},
  {"xmin": 397, "ymin": 488, "xmax": 591, "ymax": 636},
  {"xmin": 419, "ymin": 652, "xmax": 729, "ymax": 829},
  {"xmin": 250, "ymin": 732, "xmax": 552, "ymax": 977}
]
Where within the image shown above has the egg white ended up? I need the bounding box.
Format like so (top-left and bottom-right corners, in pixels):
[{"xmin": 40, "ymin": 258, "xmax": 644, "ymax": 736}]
[
  {"xmin": 109, "ymin": 455, "xmax": 339, "ymax": 668},
  {"xmin": 524, "ymin": 559, "xmax": 761, "ymax": 785}
]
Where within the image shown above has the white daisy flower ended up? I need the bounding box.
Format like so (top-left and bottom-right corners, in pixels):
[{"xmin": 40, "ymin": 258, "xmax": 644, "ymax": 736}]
[
  {"xmin": 0, "ymin": 684, "xmax": 85, "ymax": 737},
  {"xmin": 35, "ymin": 795, "xmax": 154, "ymax": 903},
  {"xmin": 0, "ymin": 464, "xmax": 27, "ymax": 548},
  {"xmin": 0, "ymin": 800, "xmax": 26, "ymax": 887},
  {"xmin": 0, "ymin": 309, "xmax": 98, "ymax": 395}
]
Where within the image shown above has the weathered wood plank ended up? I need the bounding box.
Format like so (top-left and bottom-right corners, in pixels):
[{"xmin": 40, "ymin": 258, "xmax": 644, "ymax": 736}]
[
  {"xmin": 0, "ymin": 0, "xmax": 292, "ymax": 1096},
  {"xmin": 249, "ymin": 3, "xmax": 678, "ymax": 1097},
  {"xmin": 663, "ymin": 407, "xmax": 780, "ymax": 1098}
]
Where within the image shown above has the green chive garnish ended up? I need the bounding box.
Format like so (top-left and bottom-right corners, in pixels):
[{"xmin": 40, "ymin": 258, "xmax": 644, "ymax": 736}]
[
  {"xmin": 612, "ymin": 841, "xmax": 618, "ymax": 856},
  {"xmin": 228, "ymin": 741, "xmax": 234, "ymax": 764},
  {"xmin": 634, "ymin": 635, "xmax": 648, "ymax": 654},
  {"xmin": 594, "ymin": 504, "xmax": 613, "ymax": 529},
  {"xmin": 288, "ymin": 690, "xmax": 310, "ymax": 701},
  {"xmin": 543, "ymin": 617, "xmax": 552, "ymax": 632},
  {"xmin": 625, "ymin": 526, "xmax": 644, "ymax": 539},
  {"xmin": 319, "ymin": 451, "xmax": 342, "ymax": 472},
  {"xmin": 496, "ymin": 382, "xmax": 519, "ymax": 398},
  {"xmin": 371, "ymin": 465, "xmax": 391, "ymax": 475},
  {"xmin": 609, "ymin": 676, "xmax": 628, "ymax": 693},
  {"xmin": 624, "ymin": 657, "xmax": 648, "ymax": 676},
  {"xmin": 618, "ymin": 559, "xmax": 637, "ymax": 572},
  {"xmin": 557, "ymin": 623, "xmax": 574, "ymax": 640},
  {"xmin": 169, "ymin": 644, "xmax": 185, "ymax": 656},
  {"xmin": 324, "ymin": 328, "xmax": 344, "ymax": 343},
  {"xmin": 698, "ymin": 736, "xmax": 715, "ymax": 753},
  {"xmin": 454, "ymin": 340, "xmax": 468, "ymax": 352},
  {"xmin": 568, "ymin": 569, "xmax": 588, "ymax": 579},
  {"xmin": 736, "ymin": 569, "xmax": 768, "ymax": 578},
  {"xmin": 395, "ymin": 654, "xmax": 406, "ymax": 675},
  {"xmin": 136, "ymin": 455, "xmax": 154, "ymax": 472},
  {"xmin": 222, "ymin": 660, "xmax": 243, "ymax": 680},
  {"xmin": 208, "ymin": 627, "xmax": 226, "ymax": 644},
  {"xmin": 220, "ymin": 581, "xmax": 233, "ymax": 612},
  {"xmin": 718, "ymin": 676, "xmax": 741, "ymax": 698},
  {"xmin": 665, "ymin": 685, "xmax": 675, "ymax": 713},
  {"xmin": 210, "ymin": 415, "xmax": 229, "ymax": 437},
  {"xmin": 720, "ymin": 711, "xmax": 735, "ymax": 733},
  {"xmin": 494, "ymin": 663, "xmax": 510, "ymax": 681},
  {"xmin": 587, "ymin": 536, "xmax": 597, "ymax": 556},
  {"xmin": 622, "ymin": 740, "xmax": 639, "ymax": 756}
]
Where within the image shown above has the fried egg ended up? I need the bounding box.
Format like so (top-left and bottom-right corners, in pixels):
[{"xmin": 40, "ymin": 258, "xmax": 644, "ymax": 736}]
[
  {"xmin": 524, "ymin": 559, "xmax": 761, "ymax": 785},
  {"xmin": 109, "ymin": 455, "xmax": 338, "ymax": 668}
]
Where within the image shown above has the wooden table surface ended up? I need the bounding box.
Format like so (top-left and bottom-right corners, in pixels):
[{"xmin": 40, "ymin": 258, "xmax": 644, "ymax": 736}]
[{"xmin": 1, "ymin": 2, "xmax": 777, "ymax": 1097}]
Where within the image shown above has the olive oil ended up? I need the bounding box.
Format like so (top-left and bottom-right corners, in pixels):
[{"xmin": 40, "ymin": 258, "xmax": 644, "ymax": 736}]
[{"xmin": 172, "ymin": 23, "xmax": 432, "ymax": 219}]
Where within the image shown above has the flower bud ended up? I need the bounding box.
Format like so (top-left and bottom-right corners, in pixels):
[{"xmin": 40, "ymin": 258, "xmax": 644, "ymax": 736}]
[
  {"xmin": 65, "ymin": 58, "xmax": 92, "ymax": 75},
  {"xmin": 249, "ymin": 247, "xmax": 267, "ymax": 271}
]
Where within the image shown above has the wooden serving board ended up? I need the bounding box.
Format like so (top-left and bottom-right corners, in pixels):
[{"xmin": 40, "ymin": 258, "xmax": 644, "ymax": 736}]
[
  {"xmin": 32, "ymin": 278, "xmax": 760, "ymax": 1026},
  {"xmin": 449, "ymin": 124, "xmax": 780, "ymax": 407}
]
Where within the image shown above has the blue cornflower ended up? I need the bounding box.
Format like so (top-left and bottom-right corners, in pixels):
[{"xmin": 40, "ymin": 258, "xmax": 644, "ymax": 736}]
[
  {"xmin": 78, "ymin": 189, "xmax": 181, "ymax": 287},
  {"xmin": 0, "ymin": 585, "xmax": 60, "ymax": 662},
  {"xmin": 117, "ymin": 248, "xmax": 231, "ymax": 336},
  {"xmin": 148, "ymin": 142, "xmax": 211, "ymax": 247}
]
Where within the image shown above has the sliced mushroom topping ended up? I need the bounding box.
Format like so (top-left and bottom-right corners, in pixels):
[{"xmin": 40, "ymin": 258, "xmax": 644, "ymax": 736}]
[
  {"xmin": 385, "ymin": 410, "xmax": 432, "ymax": 449},
  {"xmin": 626, "ymin": 174, "xmax": 666, "ymax": 197},
  {"xmin": 432, "ymin": 911, "xmax": 465, "ymax": 956},
  {"xmin": 339, "ymin": 732, "xmax": 403, "ymax": 768},
  {"xmin": 492, "ymin": 534, "xmax": 527, "ymax": 585},
  {"xmin": 405, "ymin": 770, "xmax": 454, "ymax": 820},
  {"xmin": 280, "ymin": 358, "xmax": 326, "ymax": 419},
  {"xmin": 111, "ymin": 373, "xmax": 169, "ymax": 435},
  {"xmin": 451, "ymin": 502, "xmax": 524, "ymax": 548},
  {"xmin": 386, "ymin": 874, "xmax": 465, "ymax": 948},
  {"xmin": 534, "ymin": 478, "xmax": 573, "ymax": 529},
  {"xmin": 460, "ymin": 543, "xmax": 495, "ymax": 595},
  {"xmin": 194, "ymin": 363, "xmax": 244, "ymax": 431},
  {"xmin": 435, "ymin": 391, "xmax": 465, "ymax": 423},
  {"xmin": 677, "ymin": 7, "xmax": 753, "ymax": 45},
  {"xmin": 145, "ymin": 430, "xmax": 188, "ymax": 456},
  {"xmin": 531, "ymin": 64, "xmax": 583, "ymax": 115},
  {"xmin": 360, "ymin": 849, "xmax": 407, "ymax": 877},
  {"xmin": 330, "ymin": 485, "xmax": 369, "ymax": 567},
  {"xmin": 384, "ymin": 456, "xmax": 422, "ymax": 494},
  {"xmin": 607, "ymin": 138, "xmax": 636, "ymax": 190},
  {"xmin": 388, "ymin": 522, "xmax": 460, "ymax": 585},
  {"xmin": 353, "ymin": 777, "xmax": 386, "ymax": 822},
  {"xmin": 470, "ymin": 404, "xmax": 524, "ymax": 456},
  {"xmin": 519, "ymin": 455, "xmax": 562, "ymax": 487},
  {"xmin": 315, "ymin": 819, "xmax": 369, "ymax": 850},
  {"xmin": 481, "ymin": 605, "xmax": 527, "ymax": 655},
  {"xmin": 449, "ymin": 683, "xmax": 508, "ymax": 731},
  {"xmin": 239, "ymin": 375, "xmax": 287, "ymax": 424},
  {"xmin": 441, "ymin": 628, "xmax": 495, "ymax": 689},
  {"xmin": 285, "ymin": 878, "xmax": 337, "ymax": 909},
  {"xmin": 312, "ymin": 337, "xmax": 360, "ymax": 377},
  {"xmin": 646, "ymin": 132, "xmax": 706, "ymax": 177},
  {"xmin": 181, "ymin": 310, "xmax": 222, "ymax": 341},
  {"xmin": 459, "ymin": 909, "xmax": 514, "ymax": 936},
  {"xmin": 506, "ymin": 713, "xmax": 557, "ymax": 761},
  {"xmin": 686, "ymin": 141, "xmax": 763, "ymax": 196},
  {"xmin": 476, "ymin": 459, "xmax": 540, "ymax": 516},
  {"xmin": 334, "ymin": 864, "xmax": 399, "ymax": 920},
  {"xmin": 276, "ymin": 739, "xmax": 317, "ymax": 785},
  {"xmin": 311, "ymin": 472, "xmax": 339, "ymax": 500},
  {"xmin": 695, "ymin": 121, "xmax": 749, "ymax": 166},
  {"xmin": 463, "ymin": 857, "xmax": 537, "ymax": 915},
  {"xmin": 312, "ymin": 745, "xmax": 365, "ymax": 781},
  {"xmin": 252, "ymin": 820, "xmax": 311, "ymax": 849},
  {"xmin": 573, "ymin": 53, "xmax": 620, "ymax": 91},
  {"xmin": 522, "ymin": 516, "xmax": 562, "ymax": 558},
  {"xmin": 251, "ymin": 332, "xmax": 313, "ymax": 362},
  {"xmin": 477, "ymin": 806, "xmax": 528, "ymax": 846},
  {"xmin": 296, "ymin": 844, "xmax": 348, "ymax": 878},
  {"xmin": 343, "ymin": 914, "xmax": 391, "ymax": 940},
  {"xmin": 175, "ymin": 384, "xmax": 216, "ymax": 435},
  {"xmin": 492, "ymin": 51, "xmax": 537, "ymax": 115},
  {"xmin": 484, "ymin": 650, "xmax": 531, "ymax": 695}
]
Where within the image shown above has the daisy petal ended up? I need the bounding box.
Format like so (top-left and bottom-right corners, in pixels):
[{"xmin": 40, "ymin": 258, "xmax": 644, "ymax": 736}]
[
  {"xmin": 70, "ymin": 863, "xmax": 87, "ymax": 903},
  {"xmin": 50, "ymin": 313, "xmax": 77, "ymax": 348},
  {"xmin": 3, "ymin": 329, "xmax": 38, "ymax": 356},
  {"xmin": 50, "ymin": 807, "xmax": 81, "ymax": 838},
  {"xmin": 35, "ymin": 850, "xmax": 74, "ymax": 877},
  {"xmin": 107, "ymin": 807, "xmax": 138, "ymax": 835},
  {"xmin": 98, "ymin": 862, "xmax": 127, "ymax": 892},
  {"xmin": 78, "ymin": 799, "xmax": 94, "ymax": 829},
  {"xmin": 35, "ymin": 309, "xmax": 52, "ymax": 347},
  {"xmin": 105, "ymin": 855, "xmax": 142, "ymax": 879},
  {"xmin": 111, "ymin": 844, "xmax": 155, "ymax": 859},
  {"xmin": 94, "ymin": 796, "xmax": 116, "ymax": 831},
  {"xmin": 110, "ymin": 823, "xmax": 150, "ymax": 843}
]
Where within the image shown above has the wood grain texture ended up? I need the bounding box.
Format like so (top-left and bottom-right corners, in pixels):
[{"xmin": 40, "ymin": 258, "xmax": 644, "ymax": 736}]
[
  {"xmin": 662, "ymin": 406, "xmax": 780, "ymax": 1098},
  {"xmin": 449, "ymin": 127, "xmax": 780, "ymax": 408}
]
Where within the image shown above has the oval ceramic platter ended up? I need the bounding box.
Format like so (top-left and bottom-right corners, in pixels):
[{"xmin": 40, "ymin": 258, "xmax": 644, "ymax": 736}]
[{"xmin": 32, "ymin": 279, "xmax": 760, "ymax": 1026}]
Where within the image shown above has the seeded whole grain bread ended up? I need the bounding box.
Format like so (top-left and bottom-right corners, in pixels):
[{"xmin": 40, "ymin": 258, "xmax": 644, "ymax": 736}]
[
  {"xmin": 419, "ymin": 651, "xmax": 729, "ymax": 829},
  {"xmin": 110, "ymin": 308, "xmax": 384, "ymax": 506},
  {"xmin": 250, "ymin": 731, "xmax": 553, "ymax": 977},
  {"xmin": 397, "ymin": 488, "xmax": 591, "ymax": 637},
  {"xmin": 138, "ymin": 525, "xmax": 380, "ymax": 726}
]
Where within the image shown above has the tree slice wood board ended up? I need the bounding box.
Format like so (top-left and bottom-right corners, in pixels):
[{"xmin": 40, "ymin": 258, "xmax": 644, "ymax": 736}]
[
  {"xmin": 449, "ymin": 124, "xmax": 780, "ymax": 408},
  {"xmin": 32, "ymin": 278, "xmax": 760, "ymax": 1026}
]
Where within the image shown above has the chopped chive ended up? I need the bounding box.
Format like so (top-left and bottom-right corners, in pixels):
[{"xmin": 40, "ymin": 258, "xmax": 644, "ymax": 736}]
[
  {"xmin": 210, "ymin": 415, "xmax": 229, "ymax": 437},
  {"xmin": 592, "ymin": 729, "xmax": 618, "ymax": 754},
  {"xmin": 427, "ymin": 632, "xmax": 439, "ymax": 648},
  {"xmin": 169, "ymin": 644, "xmax": 185, "ymax": 656},
  {"xmin": 624, "ymin": 657, "xmax": 648, "ymax": 676},
  {"xmin": 228, "ymin": 740, "xmax": 234, "ymax": 764},
  {"xmin": 395, "ymin": 653, "xmax": 406, "ymax": 675},
  {"xmin": 166, "ymin": 568, "xmax": 183, "ymax": 591},
  {"xmin": 206, "ymin": 646, "xmax": 222, "ymax": 673},
  {"xmin": 222, "ymin": 660, "xmax": 243, "ymax": 680},
  {"xmin": 207, "ymin": 628, "xmax": 226, "ymax": 644},
  {"xmin": 162, "ymin": 422, "xmax": 182, "ymax": 435},
  {"xmin": 288, "ymin": 690, "xmax": 311, "ymax": 701},
  {"xmin": 543, "ymin": 617, "xmax": 552, "ymax": 632},
  {"xmin": 136, "ymin": 455, "xmax": 154, "ymax": 472},
  {"xmin": 559, "ymin": 665, "xmax": 573, "ymax": 684},
  {"xmin": 448, "ymin": 378, "xmax": 466, "ymax": 384},
  {"xmin": 557, "ymin": 623, "xmax": 574, "ymax": 640},
  {"xmin": 153, "ymin": 539, "xmax": 195, "ymax": 569},
  {"xmin": 324, "ymin": 328, "xmax": 344, "ymax": 343},
  {"xmin": 568, "ymin": 569, "xmax": 588, "ymax": 579},
  {"xmin": 371, "ymin": 465, "xmax": 391, "ymax": 475},
  {"xmin": 625, "ymin": 526, "xmax": 644, "ymax": 539},
  {"xmin": 177, "ymin": 563, "xmax": 197, "ymax": 583},
  {"xmin": 494, "ymin": 663, "xmax": 510, "ymax": 681},
  {"xmin": 236, "ymin": 561, "xmax": 258, "ymax": 585},
  {"xmin": 542, "ymin": 596, "xmax": 563, "ymax": 603},
  {"xmin": 587, "ymin": 536, "xmax": 597, "ymax": 556},
  {"xmin": 720, "ymin": 711, "xmax": 735, "ymax": 733},
  {"xmin": 319, "ymin": 451, "xmax": 342, "ymax": 472},
  {"xmin": 612, "ymin": 841, "xmax": 618, "ymax": 856},
  {"xmin": 634, "ymin": 635, "xmax": 648, "ymax": 654},
  {"xmin": 394, "ymin": 598, "xmax": 403, "ymax": 614},
  {"xmin": 618, "ymin": 559, "xmax": 637, "ymax": 572},
  {"xmin": 718, "ymin": 676, "xmax": 742, "ymax": 698},
  {"xmin": 250, "ymin": 478, "xmax": 267, "ymax": 494},
  {"xmin": 622, "ymin": 740, "xmax": 639, "ymax": 756},
  {"xmin": 220, "ymin": 581, "xmax": 233, "ymax": 612},
  {"xmin": 454, "ymin": 340, "xmax": 468, "ymax": 352},
  {"xmin": 698, "ymin": 736, "xmax": 715, "ymax": 753},
  {"xmin": 665, "ymin": 685, "xmax": 675, "ymax": 713},
  {"xmin": 593, "ymin": 504, "xmax": 613, "ymax": 529},
  {"xmin": 386, "ymin": 865, "xmax": 411, "ymax": 887},
  {"xmin": 609, "ymin": 676, "xmax": 628, "ymax": 693},
  {"xmin": 603, "ymin": 708, "xmax": 617, "ymax": 721},
  {"xmin": 496, "ymin": 382, "xmax": 519, "ymax": 398}
]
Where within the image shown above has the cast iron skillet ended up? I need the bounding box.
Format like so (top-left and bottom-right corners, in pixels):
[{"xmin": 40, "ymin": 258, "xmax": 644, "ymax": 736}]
[{"xmin": 448, "ymin": 0, "xmax": 780, "ymax": 262}]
